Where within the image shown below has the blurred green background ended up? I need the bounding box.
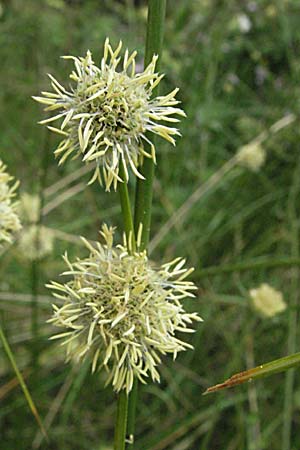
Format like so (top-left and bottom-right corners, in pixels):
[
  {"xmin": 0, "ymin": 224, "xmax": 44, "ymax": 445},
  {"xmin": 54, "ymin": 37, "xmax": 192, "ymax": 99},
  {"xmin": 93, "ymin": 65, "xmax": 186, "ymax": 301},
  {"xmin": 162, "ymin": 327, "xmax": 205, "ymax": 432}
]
[{"xmin": 1, "ymin": 0, "xmax": 300, "ymax": 449}]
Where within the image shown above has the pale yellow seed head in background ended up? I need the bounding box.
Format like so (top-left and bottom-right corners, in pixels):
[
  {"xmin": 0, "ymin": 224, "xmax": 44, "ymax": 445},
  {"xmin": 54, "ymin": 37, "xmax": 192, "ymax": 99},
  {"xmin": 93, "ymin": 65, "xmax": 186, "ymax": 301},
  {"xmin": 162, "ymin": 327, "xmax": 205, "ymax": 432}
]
[{"xmin": 249, "ymin": 283, "xmax": 286, "ymax": 317}]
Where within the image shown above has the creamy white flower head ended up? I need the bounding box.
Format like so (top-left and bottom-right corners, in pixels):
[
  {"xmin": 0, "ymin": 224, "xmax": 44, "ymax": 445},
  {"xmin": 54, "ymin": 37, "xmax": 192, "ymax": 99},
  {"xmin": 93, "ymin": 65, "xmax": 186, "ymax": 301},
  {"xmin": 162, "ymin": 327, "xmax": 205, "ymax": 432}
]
[
  {"xmin": 18, "ymin": 224, "xmax": 54, "ymax": 261},
  {"xmin": 236, "ymin": 142, "xmax": 266, "ymax": 172},
  {"xmin": 249, "ymin": 283, "xmax": 286, "ymax": 317},
  {"xmin": 0, "ymin": 159, "xmax": 21, "ymax": 246},
  {"xmin": 34, "ymin": 38, "xmax": 185, "ymax": 191},
  {"xmin": 18, "ymin": 192, "xmax": 41, "ymax": 224},
  {"xmin": 47, "ymin": 224, "xmax": 201, "ymax": 393}
]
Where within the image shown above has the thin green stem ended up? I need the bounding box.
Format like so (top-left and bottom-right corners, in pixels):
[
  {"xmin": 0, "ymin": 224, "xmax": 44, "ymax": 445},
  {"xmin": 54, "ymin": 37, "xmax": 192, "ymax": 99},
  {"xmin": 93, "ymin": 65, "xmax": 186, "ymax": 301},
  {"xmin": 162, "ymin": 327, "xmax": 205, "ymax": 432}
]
[
  {"xmin": 114, "ymin": 162, "xmax": 136, "ymax": 449},
  {"xmin": 118, "ymin": 162, "xmax": 136, "ymax": 250},
  {"xmin": 134, "ymin": 0, "xmax": 167, "ymax": 248},
  {"xmin": 282, "ymin": 156, "xmax": 300, "ymax": 450},
  {"xmin": 128, "ymin": 1, "xmax": 167, "ymax": 447},
  {"xmin": 30, "ymin": 261, "xmax": 39, "ymax": 370},
  {"xmin": 114, "ymin": 391, "xmax": 128, "ymax": 450},
  {"xmin": 30, "ymin": 130, "xmax": 51, "ymax": 371}
]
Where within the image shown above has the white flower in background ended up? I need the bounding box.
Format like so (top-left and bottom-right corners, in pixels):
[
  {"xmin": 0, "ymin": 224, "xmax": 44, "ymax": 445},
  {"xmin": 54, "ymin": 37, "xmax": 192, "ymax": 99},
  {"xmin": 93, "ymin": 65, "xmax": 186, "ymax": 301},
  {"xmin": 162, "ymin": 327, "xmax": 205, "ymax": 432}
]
[
  {"xmin": 18, "ymin": 192, "xmax": 41, "ymax": 223},
  {"xmin": 18, "ymin": 224, "xmax": 54, "ymax": 261},
  {"xmin": 236, "ymin": 142, "xmax": 266, "ymax": 172},
  {"xmin": 249, "ymin": 283, "xmax": 286, "ymax": 317},
  {"xmin": 47, "ymin": 224, "xmax": 201, "ymax": 393},
  {"xmin": 17, "ymin": 193, "xmax": 54, "ymax": 260},
  {"xmin": 0, "ymin": 159, "xmax": 21, "ymax": 246},
  {"xmin": 237, "ymin": 13, "xmax": 252, "ymax": 33},
  {"xmin": 34, "ymin": 38, "xmax": 185, "ymax": 191}
]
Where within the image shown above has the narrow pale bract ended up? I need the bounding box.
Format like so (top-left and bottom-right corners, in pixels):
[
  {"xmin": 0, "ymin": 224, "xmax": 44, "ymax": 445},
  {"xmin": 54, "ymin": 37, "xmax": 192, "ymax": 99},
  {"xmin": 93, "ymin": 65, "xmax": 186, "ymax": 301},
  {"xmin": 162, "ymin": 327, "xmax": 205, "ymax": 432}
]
[
  {"xmin": 47, "ymin": 224, "xmax": 201, "ymax": 393},
  {"xmin": 34, "ymin": 38, "xmax": 185, "ymax": 191},
  {"xmin": 0, "ymin": 159, "xmax": 21, "ymax": 247}
]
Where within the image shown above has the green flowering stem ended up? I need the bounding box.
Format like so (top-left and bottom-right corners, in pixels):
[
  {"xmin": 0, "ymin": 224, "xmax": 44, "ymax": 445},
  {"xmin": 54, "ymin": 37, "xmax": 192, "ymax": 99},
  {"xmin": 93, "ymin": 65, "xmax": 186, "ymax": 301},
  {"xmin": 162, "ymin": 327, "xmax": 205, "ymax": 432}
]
[
  {"xmin": 114, "ymin": 162, "xmax": 135, "ymax": 449},
  {"xmin": 114, "ymin": 391, "xmax": 128, "ymax": 450},
  {"xmin": 134, "ymin": 0, "xmax": 167, "ymax": 247},
  {"xmin": 203, "ymin": 351, "xmax": 300, "ymax": 395},
  {"xmin": 31, "ymin": 132, "xmax": 52, "ymax": 371},
  {"xmin": 31, "ymin": 260, "xmax": 39, "ymax": 370},
  {"xmin": 129, "ymin": 0, "xmax": 167, "ymax": 446},
  {"xmin": 282, "ymin": 156, "xmax": 300, "ymax": 450},
  {"xmin": 118, "ymin": 162, "xmax": 136, "ymax": 250}
]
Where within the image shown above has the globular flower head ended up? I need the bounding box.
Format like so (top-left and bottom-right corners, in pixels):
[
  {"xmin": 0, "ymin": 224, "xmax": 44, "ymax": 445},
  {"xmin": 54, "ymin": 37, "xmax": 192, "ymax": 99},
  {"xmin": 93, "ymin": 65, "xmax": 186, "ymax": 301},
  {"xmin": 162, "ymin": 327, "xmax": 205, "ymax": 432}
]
[
  {"xmin": 0, "ymin": 159, "xmax": 21, "ymax": 246},
  {"xmin": 236, "ymin": 142, "xmax": 266, "ymax": 172},
  {"xmin": 34, "ymin": 38, "xmax": 185, "ymax": 191},
  {"xmin": 47, "ymin": 224, "xmax": 201, "ymax": 393},
  {"xmin": 249, "ymin": 283, "xmax": 286, "ymax": 317}
]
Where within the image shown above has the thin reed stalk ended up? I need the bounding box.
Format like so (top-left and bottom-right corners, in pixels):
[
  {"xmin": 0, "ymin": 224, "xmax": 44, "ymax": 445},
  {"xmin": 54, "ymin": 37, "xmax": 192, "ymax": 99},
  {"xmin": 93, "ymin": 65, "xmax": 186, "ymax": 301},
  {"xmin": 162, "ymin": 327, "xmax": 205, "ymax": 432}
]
[
  {"xmin": 126, "ymin": 1, "xmax": 167, "ymax": 447},
  {"xmin": 30, "ymin": 131, "xmax": 51, "ymax": 371},
  {"xmin": 113, "ymin": 162, "xmax": 135, "ymax": 450},
  {"xmin": 281, "ymin": 156, "xmax": 300, "ymax": 450}
]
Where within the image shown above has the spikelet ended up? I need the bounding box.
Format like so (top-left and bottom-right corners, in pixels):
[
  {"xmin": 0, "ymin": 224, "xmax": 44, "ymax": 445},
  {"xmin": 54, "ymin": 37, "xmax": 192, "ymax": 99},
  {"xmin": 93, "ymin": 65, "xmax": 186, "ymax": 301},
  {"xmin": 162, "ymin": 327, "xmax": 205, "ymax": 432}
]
[
  {"xmin": 47, "ymin": 224, "xmax": 202, "ymax": 393},
  {"xmin": 34, "ymin": 38, "xmax": 185, "ymax": 191}
]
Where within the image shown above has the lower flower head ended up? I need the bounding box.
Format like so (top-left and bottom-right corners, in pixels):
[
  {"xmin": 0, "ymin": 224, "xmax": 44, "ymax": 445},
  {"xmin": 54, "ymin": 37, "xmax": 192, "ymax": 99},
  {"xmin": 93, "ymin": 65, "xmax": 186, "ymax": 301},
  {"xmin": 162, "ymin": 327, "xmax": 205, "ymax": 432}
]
[
  {"xmin": 47, "ymin": 225, "xmax": 201, "ymax": 393},
  {"xmin": 0, "ymin": 159, "xmax": 21, "ymax": 246},
  {"xmin": 34, "ymin": 38, "xmax": 185, "ymax": 191}
]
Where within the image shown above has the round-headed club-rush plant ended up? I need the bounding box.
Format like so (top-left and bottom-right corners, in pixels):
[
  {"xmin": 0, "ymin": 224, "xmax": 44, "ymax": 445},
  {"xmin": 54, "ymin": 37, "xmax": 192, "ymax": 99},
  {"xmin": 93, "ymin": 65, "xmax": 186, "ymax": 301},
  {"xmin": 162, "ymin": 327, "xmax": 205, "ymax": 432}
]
[
  {"xmin": 0, "ymin": 159, "xmax": 21, "ymax": 247},
  {"xmin": 33, "ymin": 38, "xmax": 185, "ymax": 191},
  {"xmin": 47, "ymin": 224, "xmax": 202, "ymax": 394}
]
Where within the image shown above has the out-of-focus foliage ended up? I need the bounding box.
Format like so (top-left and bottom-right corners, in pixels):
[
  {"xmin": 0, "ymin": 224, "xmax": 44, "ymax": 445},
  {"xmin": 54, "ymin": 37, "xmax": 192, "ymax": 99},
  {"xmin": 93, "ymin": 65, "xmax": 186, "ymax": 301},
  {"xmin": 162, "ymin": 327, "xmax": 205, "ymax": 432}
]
[{"xmin": 1, "ymin": 0, "xmax": 300, "ymax": 449}]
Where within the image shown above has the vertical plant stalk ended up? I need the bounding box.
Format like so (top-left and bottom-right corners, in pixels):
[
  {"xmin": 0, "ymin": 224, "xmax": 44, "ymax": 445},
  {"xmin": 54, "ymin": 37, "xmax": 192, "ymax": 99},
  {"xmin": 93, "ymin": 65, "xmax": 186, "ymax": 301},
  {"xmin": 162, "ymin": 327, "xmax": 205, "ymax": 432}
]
[
  {"xmin": 114, "ymin": 162, "xmax": 135, "ymax": 450},
  {"xmin": 31, "ymin": 131, "xmax": 51, "ymax": 371},
  {"xmin": 282, "ymin": 156, "xmax": 300, "ymax": 450},
  {"xmin": 119, "ymin": 162, "xmax": 136, "ymax": 250},
  {"xmin": 114, "ymin": 391, "xmax": 129, "ymax": 450},
  {"xmin": 134, "ymin": 0, "xmax": 167, "ymax": 247},
  {"xmin": 128, "ymin": 0, "xmax": 167, "ymax": 447}
]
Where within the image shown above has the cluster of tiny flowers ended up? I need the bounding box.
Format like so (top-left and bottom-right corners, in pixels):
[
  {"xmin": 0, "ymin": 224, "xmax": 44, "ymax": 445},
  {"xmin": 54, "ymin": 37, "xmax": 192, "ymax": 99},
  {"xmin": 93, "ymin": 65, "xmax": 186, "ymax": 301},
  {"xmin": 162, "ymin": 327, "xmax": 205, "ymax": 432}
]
[
  {"xmin": 249, "ymin": 283, "xmax": 286, "ymax": 317},
  {"xmin": 47, "ymin": 224, "xmax": 201, "ymax": 393},
  {"xmin": 34, "ymin": 38, "xmax": 185, "ymax": 191},
  {"xmin": 18, "ymin": 193, "xmax": 54, "ymax": 260},
  {"xmin": 236, "ymin": 142, "xmax": 266, "ymax": 172},
  {"xmin": 0, "ymin": 159, "xmax": 21, "ymax": 246}
]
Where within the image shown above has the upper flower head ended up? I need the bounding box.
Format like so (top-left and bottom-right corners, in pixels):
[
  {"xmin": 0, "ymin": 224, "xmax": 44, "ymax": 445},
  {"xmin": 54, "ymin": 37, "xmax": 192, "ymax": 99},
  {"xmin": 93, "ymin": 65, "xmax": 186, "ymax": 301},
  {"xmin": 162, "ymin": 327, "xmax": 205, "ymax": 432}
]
[
  {"xmin": 47, "ymin": 224, "xmax": 201, "ymax": 393},
  {"xmin": 34, "ymin": 38, "xmax": 185, "ymax": 191},
  {"xmin": 0, "ymin": 159, "xmax": 21, "ymax": 247}
]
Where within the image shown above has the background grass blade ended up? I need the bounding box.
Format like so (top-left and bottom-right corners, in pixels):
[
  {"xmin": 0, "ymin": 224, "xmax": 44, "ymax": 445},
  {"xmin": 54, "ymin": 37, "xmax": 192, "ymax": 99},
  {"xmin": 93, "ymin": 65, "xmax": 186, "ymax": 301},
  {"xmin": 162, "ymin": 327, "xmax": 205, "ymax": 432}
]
[
  {"xmin": 204, "ymin": 352, "xmax": 300, "ymax": 395},
  {"xmin": 0, "ymin": 325, "xmax": 48, "ymax": 440}
]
